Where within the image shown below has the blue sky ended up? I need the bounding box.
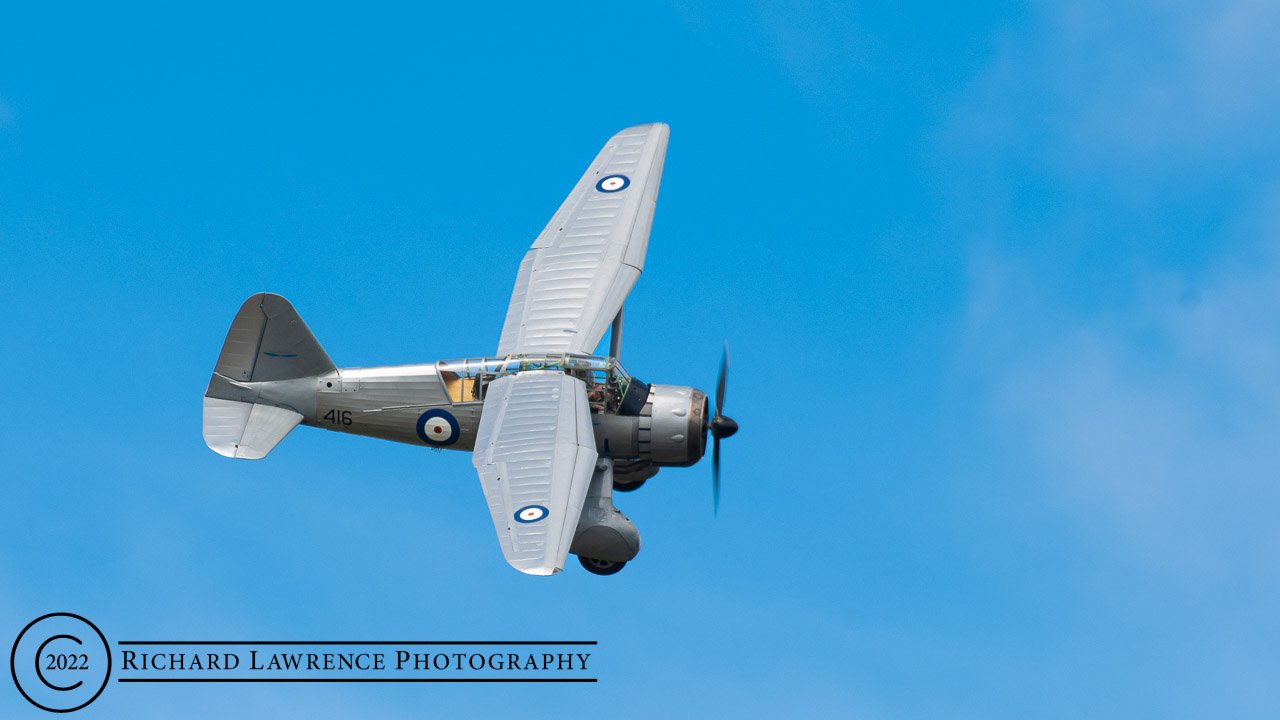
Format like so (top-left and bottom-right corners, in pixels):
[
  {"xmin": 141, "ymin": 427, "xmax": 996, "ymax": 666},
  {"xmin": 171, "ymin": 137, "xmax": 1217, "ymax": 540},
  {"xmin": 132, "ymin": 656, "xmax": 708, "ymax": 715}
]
[{"xmin": 3, "ymin": 1, "xmax": 1279, "ymax": 717}]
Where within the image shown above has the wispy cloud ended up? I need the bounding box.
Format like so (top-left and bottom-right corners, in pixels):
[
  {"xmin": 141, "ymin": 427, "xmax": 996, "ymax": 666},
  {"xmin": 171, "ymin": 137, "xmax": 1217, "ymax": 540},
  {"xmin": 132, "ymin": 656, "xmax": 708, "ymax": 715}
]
[
  {"xmin": 965, "ymin": 211, "xmax": 1280, "ymax": 574},
  {"xmin": 946, "ymin": 0, "xmax": 1280, "ymax": 578},
  {"xmin": 944, "ymin": 0, "xmax": 1280, "ymax": 174}
]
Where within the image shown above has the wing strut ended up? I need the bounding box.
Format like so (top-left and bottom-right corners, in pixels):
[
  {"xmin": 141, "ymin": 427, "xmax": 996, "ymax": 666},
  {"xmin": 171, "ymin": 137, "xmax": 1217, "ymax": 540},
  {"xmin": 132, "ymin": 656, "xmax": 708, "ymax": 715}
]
[{"xmin": 609, "ymin": 307, "xmax": 624, "ymax": 362}]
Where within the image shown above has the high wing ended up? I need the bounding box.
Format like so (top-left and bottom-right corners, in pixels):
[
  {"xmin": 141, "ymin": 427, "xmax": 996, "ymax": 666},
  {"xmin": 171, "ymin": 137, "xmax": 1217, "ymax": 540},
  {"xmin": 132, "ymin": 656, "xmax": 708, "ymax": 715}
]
[
  {"xmin": 496, "ymin": 123, "xmax": 669, "ymax": 355},
  {"xmin": 471, "ymin": 371, "xmax": 599, "ymax": 575}
]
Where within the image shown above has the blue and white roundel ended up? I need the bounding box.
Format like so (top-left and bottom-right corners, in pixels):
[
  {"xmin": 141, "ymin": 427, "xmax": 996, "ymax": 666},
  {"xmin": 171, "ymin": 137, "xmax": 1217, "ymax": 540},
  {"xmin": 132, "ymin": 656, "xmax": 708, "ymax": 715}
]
[
  {"xmin": 514, "ymin": 505, "xmax": 549, "ymax": 523},
  {"xmin": 596, "ymin": 174, "xmax": 629, "ymax": 193},
  {"xmin": 416, "ymin": 409, "xmax": 460, "ymax": 446}
]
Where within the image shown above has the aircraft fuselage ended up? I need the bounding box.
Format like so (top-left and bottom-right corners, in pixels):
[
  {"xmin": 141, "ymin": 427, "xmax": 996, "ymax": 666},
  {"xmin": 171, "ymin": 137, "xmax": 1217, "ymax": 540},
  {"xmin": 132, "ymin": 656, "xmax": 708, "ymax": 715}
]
[{"xmin": 219, "ymin": 359, "xmax": 709, "ymax": 467}]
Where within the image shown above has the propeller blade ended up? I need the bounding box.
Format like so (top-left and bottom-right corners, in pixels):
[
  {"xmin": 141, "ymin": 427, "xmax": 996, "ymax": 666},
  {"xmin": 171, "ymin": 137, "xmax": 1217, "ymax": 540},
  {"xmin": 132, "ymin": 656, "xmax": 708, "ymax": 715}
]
[
  {"xmin": 710, "ymin": 342, "xmax": 732, "ymax": 516},
  {"xmin": 716, "ymin": 342, "xmax": 728, "ymax": 417},
  {"xmin": 713, "ymin": 436, "xmax": 721, "ymax": 515}
]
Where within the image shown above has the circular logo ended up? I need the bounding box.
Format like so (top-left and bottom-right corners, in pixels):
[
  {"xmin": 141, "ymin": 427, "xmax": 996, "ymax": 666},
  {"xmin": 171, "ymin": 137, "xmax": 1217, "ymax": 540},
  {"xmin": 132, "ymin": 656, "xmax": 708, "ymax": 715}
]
[
  {"xmin": 595, "ymin": 175, "xmax": 629, "ymax": 193},
  {"xmin": 514, "ymin": 505, "xmax": 549, "ymax": 523},
  {"xmin": 11, "ymin": 613, "xmax": 111, "ymax": 712},
  {"xmin": 415, "ymin": 409, "xmax": 460, "ymax": 446}
]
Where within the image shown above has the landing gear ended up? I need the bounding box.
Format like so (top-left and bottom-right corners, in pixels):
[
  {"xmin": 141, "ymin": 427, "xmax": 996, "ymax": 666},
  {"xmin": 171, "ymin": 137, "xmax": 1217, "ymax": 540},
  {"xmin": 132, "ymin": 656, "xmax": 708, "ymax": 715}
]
[
  {"xmin": 578, "ymin": 555, "xmax": 627, "ymax": 576},
  {"xmin": 612, "ymin": 477, "xmax": 646, "ymax": 492}
]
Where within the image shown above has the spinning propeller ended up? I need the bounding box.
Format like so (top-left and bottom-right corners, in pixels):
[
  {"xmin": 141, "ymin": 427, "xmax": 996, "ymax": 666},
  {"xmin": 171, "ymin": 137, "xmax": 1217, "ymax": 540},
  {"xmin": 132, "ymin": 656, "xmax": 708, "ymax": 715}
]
[{"xmin": 708, "ymin": 342, "xmax": 739, "ymax": 514}]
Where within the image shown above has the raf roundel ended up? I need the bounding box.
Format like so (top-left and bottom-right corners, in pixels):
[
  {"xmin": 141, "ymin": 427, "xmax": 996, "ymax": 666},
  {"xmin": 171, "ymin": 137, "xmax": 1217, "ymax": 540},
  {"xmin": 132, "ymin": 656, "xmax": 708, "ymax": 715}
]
[
  {"xmin": 514, "ymin": 505, "xmax": 549, "ymax": 523},
  {"xmin": 596, "ymin": 174, "xmax": 630, "ymax": 193},
  {"xmin": 415, "ymin": 409, "xmax": 460, "ymax": 447}
]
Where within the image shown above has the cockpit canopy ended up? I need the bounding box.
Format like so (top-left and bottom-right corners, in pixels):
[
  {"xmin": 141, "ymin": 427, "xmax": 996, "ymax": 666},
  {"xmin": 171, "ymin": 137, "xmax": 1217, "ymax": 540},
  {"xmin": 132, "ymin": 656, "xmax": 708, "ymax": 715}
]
[{"xmin": 437, "ymin": 354, "xmax": 643, "ymax": 414}]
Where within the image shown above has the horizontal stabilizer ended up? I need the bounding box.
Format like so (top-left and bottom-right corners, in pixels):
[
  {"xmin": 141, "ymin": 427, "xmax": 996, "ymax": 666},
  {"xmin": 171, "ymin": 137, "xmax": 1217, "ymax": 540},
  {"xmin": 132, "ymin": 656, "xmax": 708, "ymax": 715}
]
[{"xmin": 203, "ymin": 397, "xmax": 303, "ymax": 460}]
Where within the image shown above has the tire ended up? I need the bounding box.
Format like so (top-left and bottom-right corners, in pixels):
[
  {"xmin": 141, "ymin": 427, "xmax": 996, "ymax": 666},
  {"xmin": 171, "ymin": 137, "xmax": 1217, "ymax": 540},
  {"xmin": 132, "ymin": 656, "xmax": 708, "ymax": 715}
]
[
  {"xmin": 612, "ymin": 478, "xmax": 646, "ymax": 492},
  {"xmin": 578, "ymin": 555, "xmax": 627, "ymax": 576}
]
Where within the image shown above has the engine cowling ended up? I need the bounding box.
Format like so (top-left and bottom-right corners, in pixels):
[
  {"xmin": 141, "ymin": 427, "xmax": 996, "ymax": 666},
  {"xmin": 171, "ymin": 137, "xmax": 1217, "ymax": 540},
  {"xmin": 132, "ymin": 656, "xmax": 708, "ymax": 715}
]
[
  {"xmin": 591, "ymin": 384, "xmax": 708, "ymax": 467},
  {"xmin": 640, "ymin": 384, "xmax": 709, "ymax": 466}
]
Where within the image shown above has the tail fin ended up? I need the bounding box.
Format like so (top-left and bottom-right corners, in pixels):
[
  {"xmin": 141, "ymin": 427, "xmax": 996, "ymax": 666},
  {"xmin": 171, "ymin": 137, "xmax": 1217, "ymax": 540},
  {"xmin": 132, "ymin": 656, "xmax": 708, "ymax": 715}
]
[
  {"xmin": 203, "ymin": 293, "xmax": 333, "ymax": 459},
  {"xmin": 212, "ymin": 292, "xmax": 334, "ymax": 383}
]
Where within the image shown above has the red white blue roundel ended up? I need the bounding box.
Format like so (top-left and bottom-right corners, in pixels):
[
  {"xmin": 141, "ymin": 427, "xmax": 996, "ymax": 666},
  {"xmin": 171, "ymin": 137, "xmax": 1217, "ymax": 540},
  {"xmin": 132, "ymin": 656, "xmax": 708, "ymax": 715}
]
[
  {"xmin": 515, "ymin": 505, "xmax": 549, "ymax": 523},
  {"xmin": 416, "ymin": 409, "xmax": 460, "ymax": 446},
  {"xmin": 596, "ymin": 174, "xmax": 629, "ymax": 193}
]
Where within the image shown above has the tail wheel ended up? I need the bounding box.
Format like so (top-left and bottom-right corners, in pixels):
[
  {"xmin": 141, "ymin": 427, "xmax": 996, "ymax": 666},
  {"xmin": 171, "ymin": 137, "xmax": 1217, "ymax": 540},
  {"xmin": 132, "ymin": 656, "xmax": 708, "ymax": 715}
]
[
  {"xmin": 612, "ymin": 478, "xmax": 646, "ymax": 493},
  {"xmin": 578, "ymin": 555, "xmax": 627, "ymax": 576}
]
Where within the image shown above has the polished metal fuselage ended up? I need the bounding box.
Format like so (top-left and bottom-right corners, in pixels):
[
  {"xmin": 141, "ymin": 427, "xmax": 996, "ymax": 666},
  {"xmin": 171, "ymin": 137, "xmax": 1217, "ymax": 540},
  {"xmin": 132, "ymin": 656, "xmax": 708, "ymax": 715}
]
[
  {"xmin": 308, "ymin": 364, "xmax": 485, "ymax": 451},
  {"xmin": 207, "ymin": 349, "xmax": 708, "ymax": 465},
  {"xmin": 249, "ymin": 361, "xmax": 707, "ymax": 465}
]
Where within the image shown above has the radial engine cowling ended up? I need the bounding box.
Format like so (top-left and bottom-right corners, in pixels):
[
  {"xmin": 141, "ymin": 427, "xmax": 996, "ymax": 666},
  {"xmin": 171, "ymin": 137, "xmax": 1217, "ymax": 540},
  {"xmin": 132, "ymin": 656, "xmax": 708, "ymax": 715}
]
[
  {"xmin": 639, "ymin": 385, "xmax": 708, "ymax": 466},
  {"xmin": 591, "ymin": 384, "xmax": 709, "ymax": 466}
]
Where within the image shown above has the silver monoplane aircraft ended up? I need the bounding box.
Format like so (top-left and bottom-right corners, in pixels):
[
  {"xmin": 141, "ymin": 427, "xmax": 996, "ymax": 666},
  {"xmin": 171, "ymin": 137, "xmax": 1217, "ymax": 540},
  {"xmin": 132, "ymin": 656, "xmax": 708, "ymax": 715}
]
[{"xmin": 202, "ymin": 124, "xmax": 738, "ymax": 576}]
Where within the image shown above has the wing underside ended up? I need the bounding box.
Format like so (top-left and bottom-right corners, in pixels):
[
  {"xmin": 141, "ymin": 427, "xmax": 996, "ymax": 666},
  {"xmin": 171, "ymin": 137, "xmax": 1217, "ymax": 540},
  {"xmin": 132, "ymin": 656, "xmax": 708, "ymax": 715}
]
[
  {"xmin": 496, "ymin": 123, "xmax": 669, "ymax": 356},
  {"xmin": 471, "ymin": 371, "xmax": 599, "ymax": 575}
]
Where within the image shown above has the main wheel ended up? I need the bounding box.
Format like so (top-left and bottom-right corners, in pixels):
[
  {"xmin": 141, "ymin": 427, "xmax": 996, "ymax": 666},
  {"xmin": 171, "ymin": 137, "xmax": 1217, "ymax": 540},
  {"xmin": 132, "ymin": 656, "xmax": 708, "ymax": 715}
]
[
  {"xmin": 578, "ymin": 555, "xmax": 627, "ymax": 576},
  {"xmin": 612, "ymin": 478, "xmax": 646, "ymax": 492}
]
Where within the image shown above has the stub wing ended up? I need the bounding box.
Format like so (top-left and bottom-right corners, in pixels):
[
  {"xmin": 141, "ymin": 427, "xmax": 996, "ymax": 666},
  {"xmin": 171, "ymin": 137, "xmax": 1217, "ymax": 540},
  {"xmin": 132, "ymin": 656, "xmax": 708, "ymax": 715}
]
[
  {"xmin": 471, "ymin": 372, "xmax": 599, "ymax": 575},
  {"xmin": 496, "ymin": 123, "xmax": 669, "ymax": 355}
]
